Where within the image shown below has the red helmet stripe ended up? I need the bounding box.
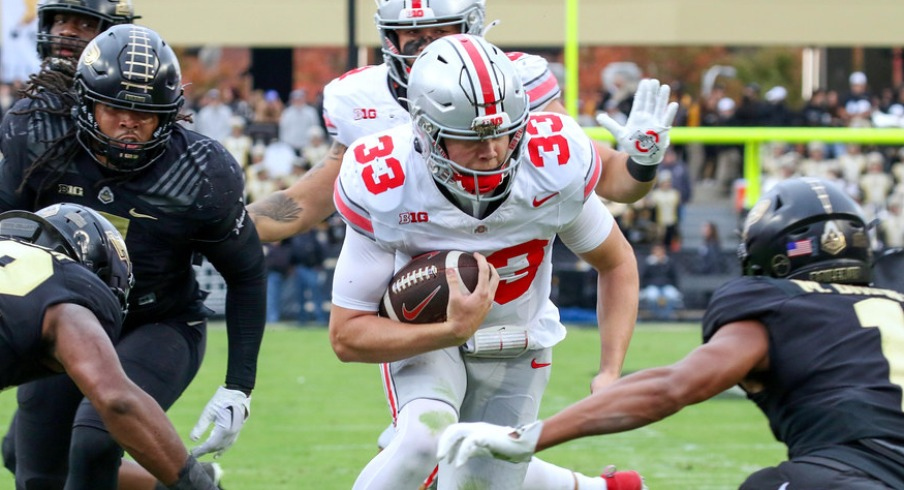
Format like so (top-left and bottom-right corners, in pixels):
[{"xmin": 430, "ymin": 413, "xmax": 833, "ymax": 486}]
[
  {"xmin": 410, "ymin": 0, "xmax": 424, "ymax": 9},
  {"xmin": 457, "ymin": 36, "xmax": 498, "ymax": 115}
]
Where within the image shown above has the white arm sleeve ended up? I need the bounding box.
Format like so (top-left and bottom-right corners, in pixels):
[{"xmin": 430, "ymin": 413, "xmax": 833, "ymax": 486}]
[
  {"xmin": 331, "ymin": 225, "xmax": 395, "ymax": 311},
  {"xmin": 557, "ymin": 196, "xmax": 615, "ymax": 254}
]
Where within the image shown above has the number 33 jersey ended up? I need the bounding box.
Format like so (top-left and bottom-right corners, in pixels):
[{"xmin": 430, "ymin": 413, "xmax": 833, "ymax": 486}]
[{"xmin": 334, "ymin": 113, "xmax": 612, "ymax": 348}]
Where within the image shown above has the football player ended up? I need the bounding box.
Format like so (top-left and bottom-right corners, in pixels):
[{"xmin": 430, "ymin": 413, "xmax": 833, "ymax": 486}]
[
  {"xmin": 249, "ymin": 0, "xmax": 678, "ymax": 242},
  {"xmin": 0, "ymin": 203, "xmax": 217, "ymax": 490},
  {"xmin": 439, "ymin": 177, "xmax": 904, "ymax": 490},
  {"xmin": 330, "ymin": 34, "xmax": 644, "ymax": 489},
  {"xmin": 0, "ymin": 25, "xmax": 266, "ymax": 490}
]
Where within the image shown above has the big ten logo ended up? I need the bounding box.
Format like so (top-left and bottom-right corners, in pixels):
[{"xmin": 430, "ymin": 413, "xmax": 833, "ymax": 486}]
[
  {"xmin": 399, "ymin": 211, "xmax": 429, "ymax": 224},
  {"xmin": 354, "ymin": 108, "xmax": 378, "ymax": 120},
  {"xmin": 405, "ymin": 8, "xmax": 426, "ymax": 18}
]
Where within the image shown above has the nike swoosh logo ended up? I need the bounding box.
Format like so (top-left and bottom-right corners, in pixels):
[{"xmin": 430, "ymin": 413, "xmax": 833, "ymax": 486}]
[
  {"xmin": 129, "ymin": 208, "xmax": 158, "ymax": 220},
  {"xmin": 532, "ymin": 192, "xmax": 559, "ymax": 208},
  {"xmin": 402, "ymin": 286, "xmax": 442, "ymax": 321},
  {"xmin": 530, "ymin": 358, "xmax": 551, "ymax": 369}
]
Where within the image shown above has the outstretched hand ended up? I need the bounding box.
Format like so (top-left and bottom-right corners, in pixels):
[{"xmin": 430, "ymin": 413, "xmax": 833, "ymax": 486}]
[
  {"xmin": 437, "ymin": 421, "xmax": 543, "ymax": 467},
  {"xmin": 598, "ymin": 78, "xmax": 679, "ymax": 166}
]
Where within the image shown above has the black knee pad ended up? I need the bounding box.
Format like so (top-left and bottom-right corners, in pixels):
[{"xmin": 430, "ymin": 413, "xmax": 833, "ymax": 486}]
[
  {"xmin": 2, "ymin": 428, "xmax": 15, "ymax": 474},
  {"xmin": 65, "ymin": 426, "xmax": 123, "ymax": 490}
]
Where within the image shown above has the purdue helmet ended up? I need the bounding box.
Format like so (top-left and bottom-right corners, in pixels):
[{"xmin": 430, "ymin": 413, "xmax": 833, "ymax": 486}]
[
  {"xmin": 375, "ymin": 0, "xmax": 486, "ymax": 88},
  {"xmin": 37, "ymin": 0, "xmax": 138, "ymax": 60},
  {"xmin": 407, "ymin": 34, "xmax": 529, "ymax": 217},
  {"xmin": 0, "ymin": 203, "xmax": 133, "ymax": 313},
  {"xmin": 73, "ymin": 24, "xmax": 184, "ymax": 173},
  {"xmin": 739, "ymin": 177, "xmax": 872, "ymax": 285}
]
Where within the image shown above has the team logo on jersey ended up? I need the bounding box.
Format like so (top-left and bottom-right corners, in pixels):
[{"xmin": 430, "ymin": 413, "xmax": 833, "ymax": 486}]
[
  {"xmin": 399, "ymin": 212, "xmax": 429, "ymax": 224},
  {"xmin": 353, "ymin": 108, "xmax": 378, "ymax": 120},
  {"xmin": 97, "ymin": 186, "xmax": 115, "ymax": 204},
  {"xmin": 58, "ymin": 184, "xmax": 84, "ymax": 197}
]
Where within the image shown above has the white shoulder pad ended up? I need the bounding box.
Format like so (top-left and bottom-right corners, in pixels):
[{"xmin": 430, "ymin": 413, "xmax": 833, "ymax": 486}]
[{"xmin": 507, "ymin": 52, "xmax": 561, "ymax": 111}]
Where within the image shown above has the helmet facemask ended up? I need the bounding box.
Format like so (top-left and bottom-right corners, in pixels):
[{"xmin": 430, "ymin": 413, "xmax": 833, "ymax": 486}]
[
  {"xmin": 36, "ymin": 0, "xmax": 138, "ymax": 61},
  {"xmin": 375, "ymin": 0, "xmax": 486, "ymax": 88},
  {"xmin": 73, "ymin": 24, "xmax": 184, "ymax": 173},
  {"xmin": 407, "ymin": 34, "xmax": 529, "ymax": 218}
]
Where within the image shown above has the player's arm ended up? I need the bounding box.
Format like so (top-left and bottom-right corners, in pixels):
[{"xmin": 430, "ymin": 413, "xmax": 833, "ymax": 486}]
[
  {"xmin": 545, "ymin": 79, "xmax": 679, "ymax": 204},
  {"xmin": 564, "ymin": 198, "xmax": 639, "ymax": 389},
  {"xmin": 328, "ymin": 229, "xmax": 499, "ymax": 363},
  {"xmin": 439, "ymin": 320, "xmax": 769, "ymax": 465},
  {"xmin": 247, "ymin": 140, "xmax": 347, "ymax": 242},
  {"xmin": 44, "ymin": 303, "xmax": 195, "ymax": 487},
  {"xmin": 535, "ymin": 319, "xmax": 769, "ymax": 450}
]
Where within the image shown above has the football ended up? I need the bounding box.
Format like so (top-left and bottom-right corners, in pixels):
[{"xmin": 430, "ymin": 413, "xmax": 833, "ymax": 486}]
[{"xmin": 378, "ymin": 250, "xmax": 480, "ymax": 324}]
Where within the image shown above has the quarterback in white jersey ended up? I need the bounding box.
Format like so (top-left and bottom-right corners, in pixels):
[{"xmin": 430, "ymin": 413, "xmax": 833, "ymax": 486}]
[{"xmin": 329, "ymin": 35, "xmax": 640, "ymax": 490}]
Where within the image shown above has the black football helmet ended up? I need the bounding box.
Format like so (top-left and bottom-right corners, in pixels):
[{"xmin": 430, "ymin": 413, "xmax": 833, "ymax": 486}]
[
  {"xmin": 0, "ymin": 203, "xmax": 133, "ymax": 313},
  {"xmin": 37, "ymin": 0, "xmax": 138, "ymax": 61},
  {"xmin": 738, "ymin": 177, "xmax": 872, "ymax": 285},
  {"xmin": 74, "ymin": 24, "xmax": 184, "ymax": 173}
]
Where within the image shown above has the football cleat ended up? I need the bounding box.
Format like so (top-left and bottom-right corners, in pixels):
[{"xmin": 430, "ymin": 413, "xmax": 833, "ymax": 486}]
[
  {"xmin": 201, "ymin": 462, "xmax": 225, "ymax": 489},
  {"xmin": 602, "ymin": 465, "xmax": 647, "ymax": 490}
]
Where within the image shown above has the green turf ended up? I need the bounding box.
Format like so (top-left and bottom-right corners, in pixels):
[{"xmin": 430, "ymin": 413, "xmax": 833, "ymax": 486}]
[{"xmin": 0, "ymin": 322, "xmax": 785, "ymax": 488}]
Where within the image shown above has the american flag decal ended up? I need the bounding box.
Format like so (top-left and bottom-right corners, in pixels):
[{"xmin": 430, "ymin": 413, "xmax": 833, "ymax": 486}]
[{"xmin": 787, "ymin": 239, "xmax": 813, "ymax": 257}]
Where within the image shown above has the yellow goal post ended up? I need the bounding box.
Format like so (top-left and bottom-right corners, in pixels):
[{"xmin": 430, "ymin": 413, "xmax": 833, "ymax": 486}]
[{"xmin": 583, "ymin": 126, "xmax": 904, "ymax": 208}]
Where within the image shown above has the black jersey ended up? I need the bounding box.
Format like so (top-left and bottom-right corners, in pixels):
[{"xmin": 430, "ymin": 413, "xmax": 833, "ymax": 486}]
[
  {"xmin": 0, "ymin": 107, "xmax": 266, "ymax": 389},
  {"xmin": 703, "ymin": 276, "xmax": 904, "ymax": 486},
  {"xmin": 0, "ymin": 239, "xmax": 122, "ymax": 389}
]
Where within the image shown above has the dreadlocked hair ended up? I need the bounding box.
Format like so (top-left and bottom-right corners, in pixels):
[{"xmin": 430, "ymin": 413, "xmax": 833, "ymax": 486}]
[
  {"xmin": 14, "ymin": 61, "xmax": 81, "ymax": 206},
  {"xmin": 13, "ymin": 60, "xmax": 192, "ymax": 206}
]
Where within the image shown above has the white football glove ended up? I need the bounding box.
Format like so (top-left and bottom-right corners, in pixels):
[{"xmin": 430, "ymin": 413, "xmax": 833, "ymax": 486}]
[
  {"xmin": 437, "ymin": 421, "xmax": 543, "ymax": 468},
  {"xmin": 190, "ymin": 386, "xmax": 251, "ymax": 458},
  {"xmin": 598, "ymin": 78, "xmax": 679, "ymax": 166}
]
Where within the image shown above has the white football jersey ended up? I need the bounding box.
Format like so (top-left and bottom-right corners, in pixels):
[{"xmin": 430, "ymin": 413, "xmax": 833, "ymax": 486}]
[
  {"xmin": 333, "ymin": 112, "xmax": 612, "ymax": 348},
  {"xmin": 323, "ymin": 53, "xmax": 561, "ymax": 147}
]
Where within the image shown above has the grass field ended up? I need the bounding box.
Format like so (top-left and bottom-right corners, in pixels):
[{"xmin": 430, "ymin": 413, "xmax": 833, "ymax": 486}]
[{"xmin": 0, "ymin": 322, "xmax": 785, "ymax": 489}]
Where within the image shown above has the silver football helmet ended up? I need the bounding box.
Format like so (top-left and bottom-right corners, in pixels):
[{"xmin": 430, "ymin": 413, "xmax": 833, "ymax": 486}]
[
  {"xmin": 374, "ymin": 0, "xmax": 486, "ymax": 88},
  {"xmin": 407, "ymin": 34, "xmax": 529, "ymax": 217}
]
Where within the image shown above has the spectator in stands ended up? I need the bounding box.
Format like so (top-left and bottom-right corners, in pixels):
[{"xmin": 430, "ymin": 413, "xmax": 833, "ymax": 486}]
[
  {"xmin": 194, "ymin": 88, "xmax": 233, "ymax": 143},
  {"xmin": 648, "ymin": 171, "xmax": 683, "ymax": 250},
  {"xmin": 879, "ymin": 199, "xmax": 904, "ymax": 249},
  {"xmin": 279, "ymin": 89, "xmax": 320, "ymax": 156},
  {"xmin": 639, "ymin": 243, "xmax": 684, "ymax": 320},
  {"xmin": 762, "ymin": 154, "xmax": 799, "ymax": 193},
  {"xmin": 290, "ymin": 226, "xmax": 328, "ymax": 324},
  {"xmin": 223, "ymin": 116, "xmax": 253, "ymax": 176},
  {"xmin": 860, "ymin": 152, "xmax": 894, "ymax": 217},
  {"xmin": 658, "ymin": 148, "xmax": 692, "ymax": 220},
  {"xmin": 254, "ymin": 89, "xmax": 283, "ymax": 124},
  {"xmin": 799, "ymin": 141, "xmax": 837, "ymax": 179},
  {"xmin": 695, "ymin": 221, "xmax": 726, "ymax": 274},
  {"xmin": 763, "ymin": 85, "xmax": 793, "ymax": 126},
  {"xmin": 710, "ymin": 97, "xmax": 743, "ymax": 195},
  {"xmin": 838, "ymin": 143, "xmax": 867, "ymax": 184},
  {"xmin": 842, "ymin": 71, "xmax": 872, "ymax": 127},
  {"xmin": 264, "ymin": 240, "xmax": 293, "ymax": 323},
  {"xmin": 301, "ymin": 126, "xmax": 330, "ymax": 169},
  {"xmin": 246, "ymin": 161, "xmax": 278, "ymax": 204},
  {"xmin": 734, "ymin": 82, "xmax": 769, "ymax": 126},
  {"xmin": 800, "ymin": 88, "xmax": 835, "ymax": 127}
]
